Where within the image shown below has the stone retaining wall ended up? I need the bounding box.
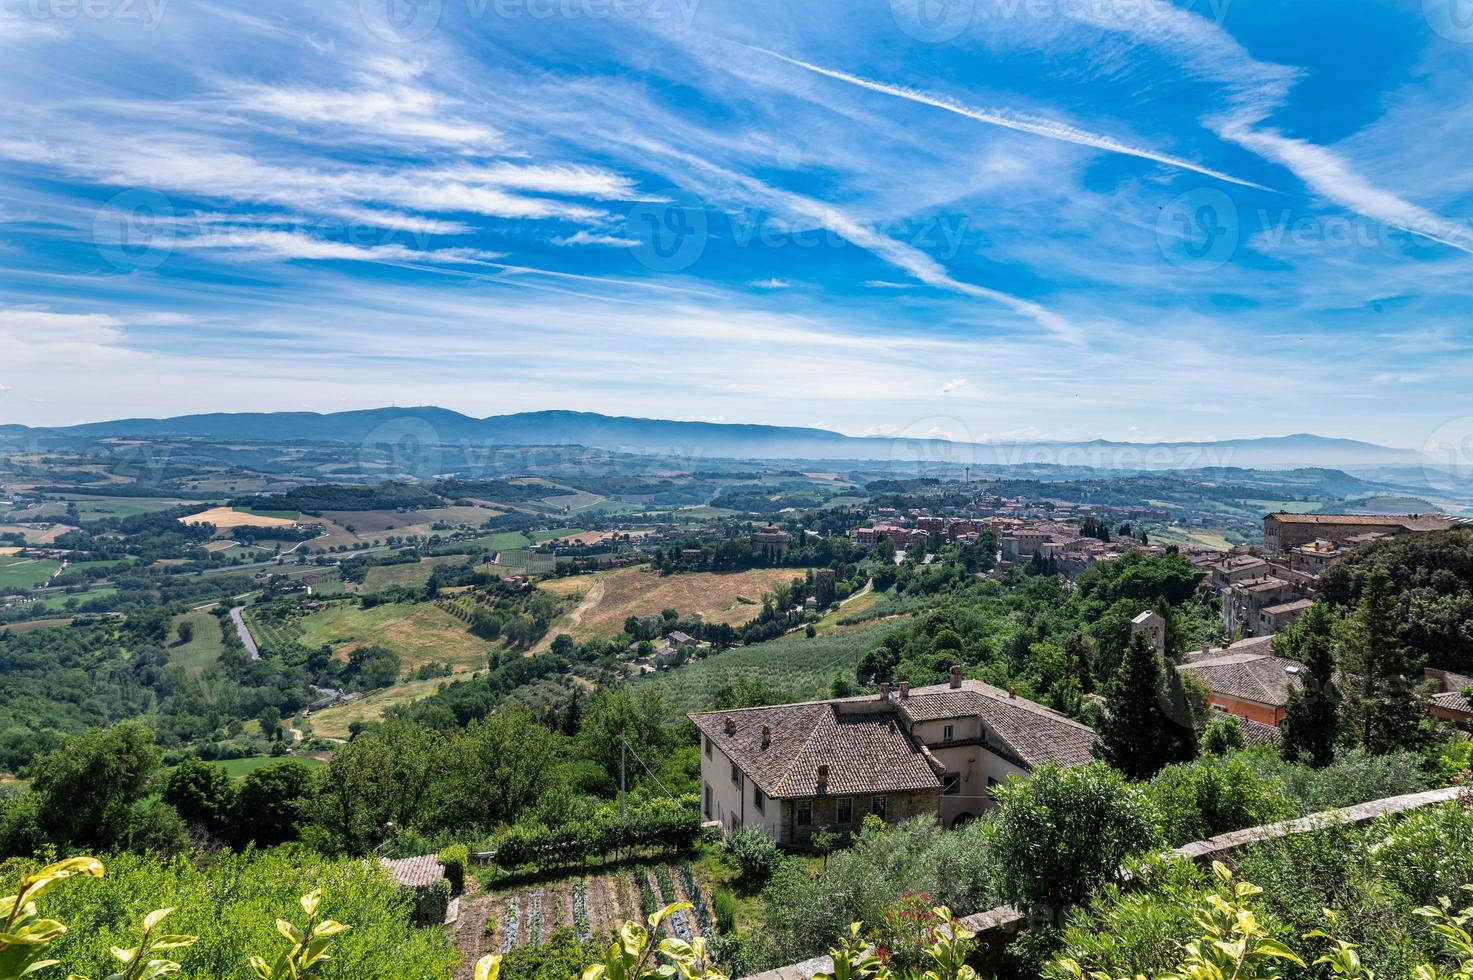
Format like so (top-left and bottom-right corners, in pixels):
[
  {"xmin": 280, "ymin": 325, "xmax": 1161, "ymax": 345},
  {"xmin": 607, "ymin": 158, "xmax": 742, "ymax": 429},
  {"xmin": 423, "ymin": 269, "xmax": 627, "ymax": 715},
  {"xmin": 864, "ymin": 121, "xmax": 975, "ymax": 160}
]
[{"xmin": 743, "ymin": 785, "xmax": 1463, "ymax": 979}]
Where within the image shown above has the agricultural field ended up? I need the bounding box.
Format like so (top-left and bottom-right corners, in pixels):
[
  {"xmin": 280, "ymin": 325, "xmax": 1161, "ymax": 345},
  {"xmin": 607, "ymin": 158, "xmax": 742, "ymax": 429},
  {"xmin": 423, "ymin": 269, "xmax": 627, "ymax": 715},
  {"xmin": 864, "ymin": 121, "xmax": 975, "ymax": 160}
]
[
  {"xmin": 30, "ymin": 587, "xmax": 119, "ymax": 612},
  {"xmin": 0, "ymin": 523, "xmax": 69, "ymax": 545},
  {"xmin": 356, "ymin": 554, "xmax": 475, "ymax": 592},
  {"xmin": 537, "ymin": 565, "xmax": 810, "ymax": 641},
  {"xmin": 529, "ymin": 527, "xmax": 586, "ymax": 544},
  {"xmin": 632, "ymin": 621, "xmax": 898, "ymax": 718},
  {"xmin": 209, "ymin": 755, "xmax": 326, "ymax": 779},
  {"xmin": 0, "ymin": 617, "xmax": 73, "ymax": 634},
  {"xmin": 179, "ymin": 506, "xmax": 299, "ymax": 528},
  {"xmin": 0, "ymin": 556, "xmax": 60, "ymax": 589},
  {"xmin": 295, "ymin": 599, "xmax": 499, "ymax": 674},
  {"xmin": 306, "ymin": 671, "xmax": 478, "ymax": 739},
  {"xmin": 55, "ymin": 495, "xmax": 203, "ymax": 520},
  {"xmin": 462, "ymin": 531, "xmax": 533, "ymax": 552},
  {"xmin": 454, "ymin": 860, "xmax": 719, "ymax": 968},
  {"xmin": 167, "ymin": 609, "xmax": 227, "ymax": 678}
]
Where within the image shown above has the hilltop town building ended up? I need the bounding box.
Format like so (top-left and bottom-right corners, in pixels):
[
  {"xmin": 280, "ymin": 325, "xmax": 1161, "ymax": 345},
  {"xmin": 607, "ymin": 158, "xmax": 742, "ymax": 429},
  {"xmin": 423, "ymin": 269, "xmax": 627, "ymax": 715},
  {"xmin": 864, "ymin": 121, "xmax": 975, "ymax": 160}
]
[
  {"xmin": 690, "ymin": 669, "xmax": 1097, "ymax": 847},
  {"xmin": 1262, "ymin": 513, "xmax": 1453, "ymax": 558}
]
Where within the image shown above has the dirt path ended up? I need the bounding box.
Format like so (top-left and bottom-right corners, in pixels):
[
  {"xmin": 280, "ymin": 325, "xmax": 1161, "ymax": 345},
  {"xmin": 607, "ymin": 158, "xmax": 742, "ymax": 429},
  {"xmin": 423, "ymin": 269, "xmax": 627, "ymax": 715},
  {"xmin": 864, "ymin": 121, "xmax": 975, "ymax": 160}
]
[
  {"xmin": 530, "ymin": 578, "xmax": 605, "ymax": 653},
  {"xmin": 229, "ymin": 606, "xmax": 261, "ymax": 660}
]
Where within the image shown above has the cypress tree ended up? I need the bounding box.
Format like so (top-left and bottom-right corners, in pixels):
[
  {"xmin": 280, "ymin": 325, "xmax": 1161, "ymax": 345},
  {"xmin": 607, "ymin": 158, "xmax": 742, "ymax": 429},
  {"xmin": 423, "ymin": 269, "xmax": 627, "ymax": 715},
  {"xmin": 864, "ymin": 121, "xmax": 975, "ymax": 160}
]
[{"xmin": 1278, "ymin": 602, "xmax": 1340, "ymax": 766}]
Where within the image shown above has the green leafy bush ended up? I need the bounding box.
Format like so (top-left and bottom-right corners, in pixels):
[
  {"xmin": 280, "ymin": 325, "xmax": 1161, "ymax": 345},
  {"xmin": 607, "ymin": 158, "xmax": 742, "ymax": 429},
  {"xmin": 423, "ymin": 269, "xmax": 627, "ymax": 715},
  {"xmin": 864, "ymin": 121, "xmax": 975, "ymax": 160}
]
[
  {"xmin": 1146, "ymin": 754, "xmax": 1294, "ymax": 846},
  {"xmin": 0, "ymin": 848, "xmax": 458, "ymax": 979},
  {"xmin": 721, "ymin": 828, "xmax": 782, "ymax": 886},
  {"xmin": 989, "ymin": 763, "xmax": 1159, "ymax": 924},
  {"xmin": 438, "ymin": 844, "xmax": 468, "ymax": 896}
]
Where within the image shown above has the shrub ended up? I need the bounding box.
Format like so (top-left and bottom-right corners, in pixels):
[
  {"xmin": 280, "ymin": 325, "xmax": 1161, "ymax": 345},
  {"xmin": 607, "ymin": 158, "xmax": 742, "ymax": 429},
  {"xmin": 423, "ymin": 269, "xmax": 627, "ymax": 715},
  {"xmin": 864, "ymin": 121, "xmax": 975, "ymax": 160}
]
[
  {"xmin": 1237, "ymin": 745, "xmax": 1432, "ymax": 814},
  {"xmin": 989, "ymin": 763, "xmax": 1159, "ymax": 924},
  {"xmin": 712, "ymin": 889, "xmax": 737, "ymax": 935},
  {"xmin": 721, "ymin": 828, "xmax": 782, "ymax": 886},
  {"xmin": 412, "ymin": 877, "xmax": 453, "ymax": 926},
  {"xmin": 1146, "ymin": 754, "xmax": 1294, "ymax": 846},
  {"xmin": 0, "ymin": 847, "xmax": 458, "ymax": 978},
  {"xmin": 439, "ymin": 843, "xmax": 468, "ymax": 895}
]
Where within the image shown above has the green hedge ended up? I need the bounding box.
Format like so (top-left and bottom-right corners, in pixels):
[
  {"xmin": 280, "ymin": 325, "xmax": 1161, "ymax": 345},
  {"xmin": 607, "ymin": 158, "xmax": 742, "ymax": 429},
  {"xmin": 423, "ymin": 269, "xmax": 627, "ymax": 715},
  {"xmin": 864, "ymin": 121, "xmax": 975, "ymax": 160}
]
[{"xmin": 492, "ymin": 798, "xmax": 701, "ymax": 872}]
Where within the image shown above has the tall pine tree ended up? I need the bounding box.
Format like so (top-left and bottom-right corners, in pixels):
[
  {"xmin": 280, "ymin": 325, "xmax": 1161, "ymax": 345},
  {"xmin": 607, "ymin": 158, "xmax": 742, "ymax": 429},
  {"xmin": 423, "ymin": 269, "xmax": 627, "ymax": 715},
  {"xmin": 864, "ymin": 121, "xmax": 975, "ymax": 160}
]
[
  {"xmin": 1336, "ymin": 565, "xmax": 1427, "ymax": 754},
  {"xmin": 1096, "ymin": 632, "xmax": 1194, "ymax": 779},
  {"xmin": 1278, "ymin": 602, "xmax": 1340, "ymax": 766}
]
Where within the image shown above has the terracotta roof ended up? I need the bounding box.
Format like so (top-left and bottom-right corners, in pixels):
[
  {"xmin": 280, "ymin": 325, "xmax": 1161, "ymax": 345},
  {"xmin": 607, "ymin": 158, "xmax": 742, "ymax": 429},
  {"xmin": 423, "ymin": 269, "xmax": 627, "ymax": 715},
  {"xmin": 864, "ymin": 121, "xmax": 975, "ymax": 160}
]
[
  {"xmin": 1237, "ymin": 716, "xmax": 1284, "ymax": 747},
  {"xmin": 380, "ymin": 855, "xmax": 444, "ymax": 889},
  {"xmin": 1180, "ymin": 650, "xmax": 1307, "ymax": 707},
  {"xmin": 900, "ymin": 680, "xmax": 1099, "ymax": 768},
  {"xmin": 689, "ymin": 703, "xmax": 941, "ymax": 799},
  {"xmin": 1264, "ymin": 599, "xmax": 1314, "ymax": 615},
  {"xmin": 1432, "ymin": 691, "xmax": 1472, "ymax": 718},
  {"xmin": 1185, "ymin": 635, "xmax": 1277, "ymax": 663},
  {"xmin": 1266, "ymin": 513, "xmax": 1453, "ymax": 531}
]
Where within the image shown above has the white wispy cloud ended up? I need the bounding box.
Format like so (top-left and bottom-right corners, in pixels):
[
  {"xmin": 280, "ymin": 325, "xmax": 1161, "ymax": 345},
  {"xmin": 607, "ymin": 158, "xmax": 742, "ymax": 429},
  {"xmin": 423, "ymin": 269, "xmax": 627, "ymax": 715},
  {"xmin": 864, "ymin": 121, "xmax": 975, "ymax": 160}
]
[
  {"xmin": 748, "ymin": 46, "xmax": 1268, "ymax": 191},
  {"xmin": 748, "ymin": 277, "xmax": 792, "ymax": 289},
  {"xmin": 170, "ymin": 228, "xmax": 507, "ymax": 265},
  {"xmin": 554, "ymin": 230, "xmax": 637, "ymax": 247},
  {"xmin": 941, "ymin": 378, "xmax": 968, "ymax": 393}
]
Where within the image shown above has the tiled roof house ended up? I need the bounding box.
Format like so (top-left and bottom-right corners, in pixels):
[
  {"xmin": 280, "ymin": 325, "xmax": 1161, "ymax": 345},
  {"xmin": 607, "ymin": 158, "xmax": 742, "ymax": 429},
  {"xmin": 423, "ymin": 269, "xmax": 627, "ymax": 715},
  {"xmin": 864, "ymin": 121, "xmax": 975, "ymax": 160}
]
[{"xmin": 690, "ymin": 668, "xmax": 1097, "ymax": 848}]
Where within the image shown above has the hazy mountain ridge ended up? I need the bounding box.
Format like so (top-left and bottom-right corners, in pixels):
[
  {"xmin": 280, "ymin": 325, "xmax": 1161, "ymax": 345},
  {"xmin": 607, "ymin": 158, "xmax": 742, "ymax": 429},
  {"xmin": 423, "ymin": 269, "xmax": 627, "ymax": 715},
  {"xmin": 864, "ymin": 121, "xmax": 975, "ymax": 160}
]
[{"xmin": 1, "ymin": 408, "xmax": 1421, "ymax": 471}]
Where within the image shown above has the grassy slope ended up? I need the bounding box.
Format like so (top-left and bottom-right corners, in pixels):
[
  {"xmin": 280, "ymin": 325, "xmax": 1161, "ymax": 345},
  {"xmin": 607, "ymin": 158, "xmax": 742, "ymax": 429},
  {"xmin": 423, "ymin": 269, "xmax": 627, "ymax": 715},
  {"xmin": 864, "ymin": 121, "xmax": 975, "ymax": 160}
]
[
  {"xmin": 168, "ymin": 609, "xmax": 227, "ymax": 678},
  {"xmin": 537, "ymin": 565, "xmax": 811, "ymax": 641},
  {"xmin": 297, "ymin": 599, "xmax": 497, "ymax": 673},
  {"xmin": 632, "ymin": 621, "xmax": 900, "ymax": 718}
]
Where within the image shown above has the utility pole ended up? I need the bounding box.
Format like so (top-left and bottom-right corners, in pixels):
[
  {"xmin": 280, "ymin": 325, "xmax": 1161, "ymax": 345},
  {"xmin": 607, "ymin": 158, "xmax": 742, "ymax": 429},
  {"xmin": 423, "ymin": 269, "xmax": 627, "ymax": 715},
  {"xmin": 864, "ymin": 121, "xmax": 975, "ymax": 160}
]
[{"xmin": 619, "ymin": 728, "xmax": 627, "ymax": 819}]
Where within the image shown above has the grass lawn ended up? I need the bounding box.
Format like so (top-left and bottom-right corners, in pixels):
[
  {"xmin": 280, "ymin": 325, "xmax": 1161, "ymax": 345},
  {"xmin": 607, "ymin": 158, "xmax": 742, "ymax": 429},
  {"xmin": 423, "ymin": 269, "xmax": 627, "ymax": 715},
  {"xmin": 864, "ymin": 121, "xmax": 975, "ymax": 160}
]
[
  {"xmin": 168, "ymin": 609, "xmax": 227, "ymax": 678},
  {"xmin": 297, "ymin": 599, "xmax": 498, "ymax": 674},
  {"xmin": 210, "ymin": 755, "xmax": 325, "ymax": 779},
  {"xmin": 0, "ymin": 557, "xmax": 61, "ymax": 590},
  {"xmin": 538, "ymin": 565, "xmax": 809, "ymax": 641}
]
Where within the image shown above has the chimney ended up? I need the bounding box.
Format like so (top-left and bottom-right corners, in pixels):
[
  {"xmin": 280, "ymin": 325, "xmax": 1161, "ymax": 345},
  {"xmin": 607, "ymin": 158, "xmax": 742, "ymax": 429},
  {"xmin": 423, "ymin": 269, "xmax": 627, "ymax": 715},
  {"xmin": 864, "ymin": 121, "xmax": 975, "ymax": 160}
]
[
  {"xmin": 724, "ymin": 717, "xmax": 737, "ymax": 735},
  {"xmin": 899, "ymin": 681, "xmax": 910, "ymax": 699},
  {"xmin": 880, "ymin": 681, "xmax": 891, "ymax": 700},
  {"xmin": 817, "ymin": 764, "xmax": 829, "ymax": 790},
  {"xmin": 949, "ymin": 665, "xmax": 962, "ymax": 690},
  {"xmin": 761, "ymin": 724, "xmax": 771, "ymax": 749}
]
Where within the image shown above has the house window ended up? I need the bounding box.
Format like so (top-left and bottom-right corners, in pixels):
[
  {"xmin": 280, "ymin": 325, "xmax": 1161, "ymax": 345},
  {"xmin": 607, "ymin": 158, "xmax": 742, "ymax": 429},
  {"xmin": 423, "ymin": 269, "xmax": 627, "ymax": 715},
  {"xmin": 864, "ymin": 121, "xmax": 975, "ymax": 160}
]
[
  {"xmin": 796, "ymin": 801, "xmax": 812, "ymax": 826},
  {"xmin": 731, "ymin": 762, "xmax": 741, "ymax": 786},
  {"xmin": 753, "ymin": 786, "xmax": 765, "ymax": 814},
  {"xmin": 942, "ymin": 773, "xmax": 961, "ymax": 795},
  {"xmin": 704, "ymin": 782, "xmax": 712, "ymax": 818},
  {"xmin": 871, "ymin": 796, "xmax": 887, "ymax": 820},
  {"xmin": 705, "ymin": 736, "xmax": 712, "ymax": 758},
  {"xmin": 943, "ymin": 724, "xmax": 954, "ymax": 741},
  {"xmin": 837, "ymin": 797, "xmax": 853, "ymax": 824}
]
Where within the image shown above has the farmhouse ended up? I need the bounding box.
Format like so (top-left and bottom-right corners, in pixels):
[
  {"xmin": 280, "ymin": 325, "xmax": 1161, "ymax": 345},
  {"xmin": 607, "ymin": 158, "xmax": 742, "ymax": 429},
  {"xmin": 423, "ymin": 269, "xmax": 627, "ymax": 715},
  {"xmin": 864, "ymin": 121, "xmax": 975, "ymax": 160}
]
[
  {"xmin": 1179, "ymin": 637, "xmax": 1304, "ymax": 726},
  {"xmin": 690, "ymin": 667, "xmax": 1097, "ymax": 848}
]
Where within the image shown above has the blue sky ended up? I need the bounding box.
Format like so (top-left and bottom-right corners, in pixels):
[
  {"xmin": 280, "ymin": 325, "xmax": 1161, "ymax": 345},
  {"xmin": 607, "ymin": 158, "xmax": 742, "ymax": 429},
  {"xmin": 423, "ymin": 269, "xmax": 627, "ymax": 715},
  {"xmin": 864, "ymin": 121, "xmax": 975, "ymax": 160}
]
[{"xmin": 1, "ymin": 0, "xmax": 1471, "ymax": 449}]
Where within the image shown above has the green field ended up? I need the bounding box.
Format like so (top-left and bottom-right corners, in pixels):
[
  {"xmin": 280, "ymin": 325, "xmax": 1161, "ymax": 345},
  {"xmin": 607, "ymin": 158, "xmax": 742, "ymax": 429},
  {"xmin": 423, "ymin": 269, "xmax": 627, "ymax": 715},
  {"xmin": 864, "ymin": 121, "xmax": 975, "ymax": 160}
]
[
  {"xmin": 296, "ymin": 599, "xmax": 498, "ymax": 673},
  {"xmin": 66, "ymin": 498, "xmax": 199, "ymax": 520},
  {"xmin": 210, "ymin": 755, "xmax": 325, "ymax": 779},
  {"xmin": 237, "ymin": 507, "xmax": 300, "ymax": 521},
  {"xmin": 632, "ymin": 621, "xmax": 899, "ymax": 718},
  {"xmin": 530, "ymin": 527, "xmax": 585, "ymax": 543},
  {"xmin": 168, "ymin": 609, "xmax": 227, "ymax": 678},
  {"xmin": 358, "ymin": 555, "xmax": 471, "ymax": 592},
  {"xmin": 0, "ymin": 558, "xmax": 60, "ymax": 589},
  {"xmin": 463, "ymin": 531, "xmax": 532, "ymax": 551},
  {"xmin": 32, "ymin": 588, "xmax": 120, "ymax": 612}
]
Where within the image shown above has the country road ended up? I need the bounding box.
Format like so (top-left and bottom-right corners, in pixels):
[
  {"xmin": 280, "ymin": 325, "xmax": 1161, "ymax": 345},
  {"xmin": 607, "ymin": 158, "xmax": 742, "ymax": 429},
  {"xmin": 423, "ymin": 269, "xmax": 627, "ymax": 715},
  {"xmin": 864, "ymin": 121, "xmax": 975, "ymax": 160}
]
[{"xmin": 229, "ymin": 605, "xmax": 261, "ymax": 660}]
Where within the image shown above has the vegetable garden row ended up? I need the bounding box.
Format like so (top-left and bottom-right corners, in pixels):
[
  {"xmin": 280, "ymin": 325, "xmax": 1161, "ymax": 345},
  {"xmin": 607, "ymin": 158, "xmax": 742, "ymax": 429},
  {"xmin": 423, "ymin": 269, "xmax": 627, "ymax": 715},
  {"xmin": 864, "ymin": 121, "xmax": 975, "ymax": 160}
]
[{"xmin": 477, "ymin": 860, "xmax": 715, "ymax": 953}]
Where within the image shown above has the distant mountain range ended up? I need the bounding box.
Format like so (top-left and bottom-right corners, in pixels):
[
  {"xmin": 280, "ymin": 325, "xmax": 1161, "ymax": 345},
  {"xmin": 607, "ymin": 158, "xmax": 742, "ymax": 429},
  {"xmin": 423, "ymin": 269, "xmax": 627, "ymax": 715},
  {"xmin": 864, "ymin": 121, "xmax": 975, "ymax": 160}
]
[{"xmin": 0, "ymin": 408, "xmax": 1422, "ymax": 471}]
